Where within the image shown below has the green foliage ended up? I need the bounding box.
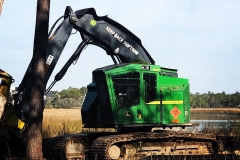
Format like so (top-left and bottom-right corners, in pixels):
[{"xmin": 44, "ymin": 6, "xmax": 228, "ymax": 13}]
[
  {"xmin": 191, "ymin": 91, "xmax": 240, "ymax": 108},
  {"xmin": 59, "ymin": 87, "xmax": 84, "ymax": 99},
  {"xmin": 47, "ymin": 87, "xmax": 87, "ymax": 109}
]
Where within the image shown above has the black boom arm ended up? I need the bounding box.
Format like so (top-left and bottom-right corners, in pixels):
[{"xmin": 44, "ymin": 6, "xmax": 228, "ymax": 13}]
[
  {"xmin": 69, "ymin": 7, "xmax": 155, "ymax": 64},
  {"xmin": 16, "ymin": 6, "xmax": 155, "ymax": 122}
]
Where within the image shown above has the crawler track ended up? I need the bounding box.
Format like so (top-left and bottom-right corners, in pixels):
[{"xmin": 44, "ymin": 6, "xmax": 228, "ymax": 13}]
[
  {"xmin": 43, "ymin": 133, "xmax": 88, "ymax": 159},
  {"xmin": 90, "ymin": 130, "xmax": 220, "ymax": 160},
  {"xmin": 43, "ymin": 130, "xmax": 223, "ymax": 159}
]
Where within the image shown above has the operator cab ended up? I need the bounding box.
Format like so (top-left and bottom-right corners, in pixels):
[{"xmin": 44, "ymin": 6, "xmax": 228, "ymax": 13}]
[{"xmin": 81, "ymin": 63, "xmax": 191, "ymax": 130}]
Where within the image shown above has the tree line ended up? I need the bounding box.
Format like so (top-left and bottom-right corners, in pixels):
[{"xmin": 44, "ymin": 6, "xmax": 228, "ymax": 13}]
[
  {"xmin": 45, "ymin": 87, "xmax": 87, "ymax": 108},
  {"xmin": 46, "ymin": 87, "xmax": 240, "ymax": 109},
  {"xmin": 191, "ymin": 91, "xmax": 240, "ymax": 108}
]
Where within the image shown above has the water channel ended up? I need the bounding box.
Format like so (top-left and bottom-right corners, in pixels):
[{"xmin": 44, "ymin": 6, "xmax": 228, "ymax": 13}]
[{"xmin": 190, "ymin": 119, "xmax": 240, "ymax": 132}]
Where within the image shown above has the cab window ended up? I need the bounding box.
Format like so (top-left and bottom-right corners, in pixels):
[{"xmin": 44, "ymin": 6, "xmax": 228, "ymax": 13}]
[
  {"xmin": 143, "ymin": 73, "xmax": 157, "ymax": 103},
  {"xmin": 112, "ymin": 72, "xmax": 140, "ymax": 108}
]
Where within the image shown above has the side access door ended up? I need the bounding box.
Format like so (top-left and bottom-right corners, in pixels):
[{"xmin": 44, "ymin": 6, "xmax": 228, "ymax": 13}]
[
  {"xmin": 109, "ymin": 71, "xmax": 143, "ymax": 124},
  {"xmin": 143, "ymin": 72, "xmax": 159, "ymax": 123}
]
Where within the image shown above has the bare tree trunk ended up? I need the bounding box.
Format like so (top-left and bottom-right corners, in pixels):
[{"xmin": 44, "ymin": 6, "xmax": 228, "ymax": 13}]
[
  {"xmin": 26, "ymin": 0, "xmax": 50, "ymax": 159},
  {"xmin": 0, "ymin": 0, "xmax": 4, "ymax": 16}
]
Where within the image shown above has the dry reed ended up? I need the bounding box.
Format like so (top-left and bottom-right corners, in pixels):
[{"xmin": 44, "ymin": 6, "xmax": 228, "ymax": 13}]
[{"xmin": 42, "ymin": 108, "xmax": 83, "ymax": 138}]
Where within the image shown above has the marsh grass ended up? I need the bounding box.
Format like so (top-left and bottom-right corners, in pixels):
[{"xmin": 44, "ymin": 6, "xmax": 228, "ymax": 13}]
[
  {"xmin": 42, "ymin": 109, "xmax": 83, "ymax": 138},
  {"xmin": 42, "ymin": 109, "xmax": 115, "ymax": 138},
  {"xmin": 43, "ymin": 109, "xmax": 240, "ymax": 140},
  {"xmin": 200, "ymin": 120, "xmax": 240, "ymax": 137},
  {"xmin": 200, "ymin": 121, "xmax": 240, "ymax": 155}
]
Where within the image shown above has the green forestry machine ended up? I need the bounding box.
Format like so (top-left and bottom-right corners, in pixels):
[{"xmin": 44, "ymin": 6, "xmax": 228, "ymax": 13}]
[{"xmin": 0, "ymin": 6, "xmax": 222, "ymax": 159}]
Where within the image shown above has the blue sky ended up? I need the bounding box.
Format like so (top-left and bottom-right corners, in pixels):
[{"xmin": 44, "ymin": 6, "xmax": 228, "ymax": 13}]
[{"xmin": 0, "ymin": 0, "xmax": 239, "ymax": 94}]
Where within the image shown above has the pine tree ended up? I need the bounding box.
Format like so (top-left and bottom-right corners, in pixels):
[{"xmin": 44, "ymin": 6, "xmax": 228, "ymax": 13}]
[
  {"xmin": 26, "ymin": 0, "xmax": 50, "ymax": 159},
  {"xmin": 0, "ymin": 0, "xmax": 4, "ymax": 16}
]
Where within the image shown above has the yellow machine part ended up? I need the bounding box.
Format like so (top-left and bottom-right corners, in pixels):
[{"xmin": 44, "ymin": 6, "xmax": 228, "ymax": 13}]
[
  {"xmin": 0, "ymin": 94, "xmax": 6, "ymax": 119},
  {"xmin": 0, "ymin": 69, "xmax": 25, "ymax": 132},
  {"xmin": 0, "ymin": 69, "xmax": 11, "ymax": 120},
  {"xmin": 7, "ymin": 114, "xmax": 25, "ymax": 130},
  {"xmin": 0, "ymin": 69, "xmax": 11, "ymax": 100}
]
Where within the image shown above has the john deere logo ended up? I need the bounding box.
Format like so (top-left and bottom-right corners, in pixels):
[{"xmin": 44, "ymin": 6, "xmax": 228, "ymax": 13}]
[
  {"xmin": 90, "ymin": 20, "xmax": 97, "ymax": 26},
  {"xmin": 124, "ymin": 111, "xmax": 131, "ymax": 118}
]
